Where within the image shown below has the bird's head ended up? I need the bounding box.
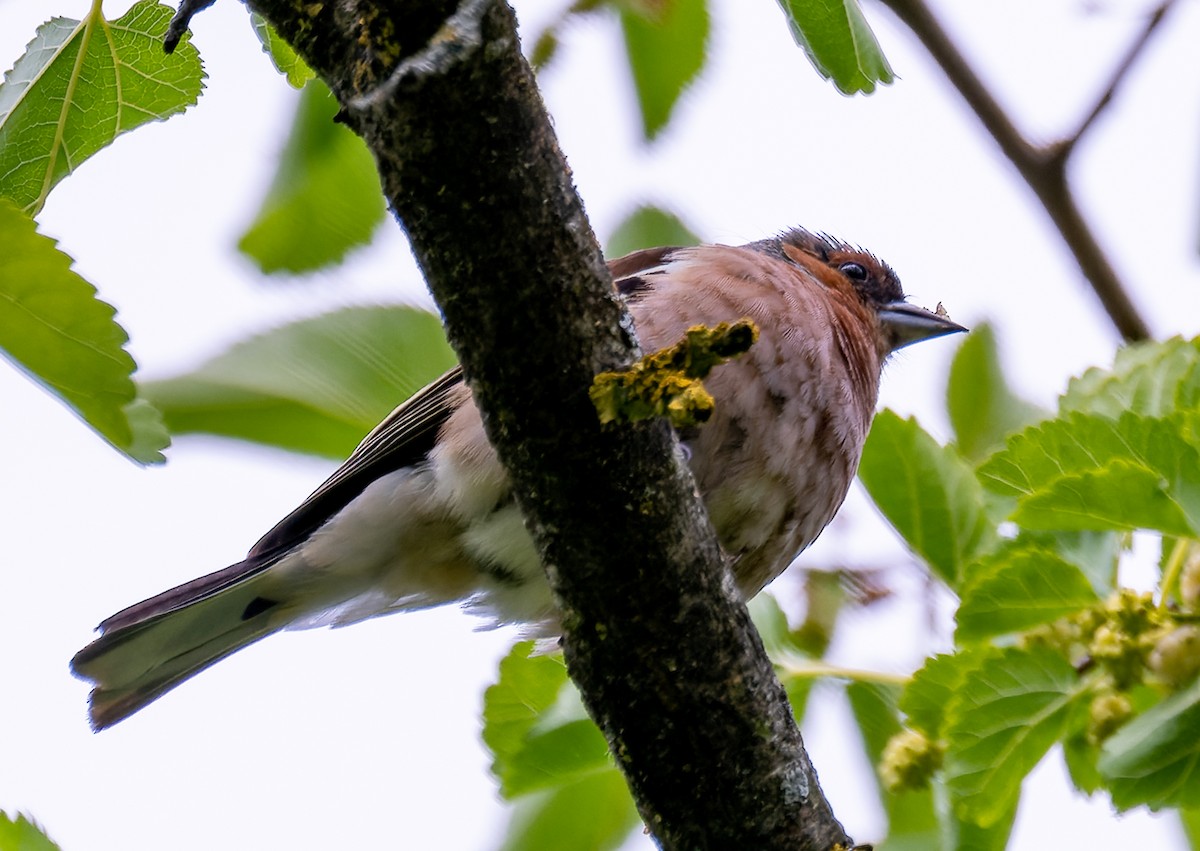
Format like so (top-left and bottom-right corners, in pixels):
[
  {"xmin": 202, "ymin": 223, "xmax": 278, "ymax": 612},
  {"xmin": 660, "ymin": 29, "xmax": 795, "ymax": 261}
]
[{"xmin": 750, "ymin": 228, "xmax": 966, "ymax": 358}]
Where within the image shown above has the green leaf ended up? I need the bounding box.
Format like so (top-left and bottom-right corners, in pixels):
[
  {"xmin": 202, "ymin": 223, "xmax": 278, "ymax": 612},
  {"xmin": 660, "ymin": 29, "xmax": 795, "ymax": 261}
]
[
  {"xmin": 498, "ymin": 770, "xmax": 640, "ymax": 851},
  {"xmin": 143, "ymin": 305, "xmax": 455, "ymax": 459},
  {"xmin": 858, "ymin": 410, "xmax": 997, "ymax": 588},
  {"xmin": 605, "ymin": 205, "xmax": 700, "ymax": 258},
  {"xmin": 979, "ymin": 412, "xmax": 1200, "ymax": 536},
  {"xmin": 774, "ymin": 0, "xmax": 895, "ymax": 94},
  {"xmin": 1100, "ymin": 675, "xmax": 1200, "ymax": 810},
  {"xmin": 238, "ymin": 81, "xmax": 385, "ymax": 274},
  {"xmin": 0, "ymin": 2, "xmax": 204, "ymax": 214},
  {"xmin": 900, "ymin": 649, "xmax": 989, "ymax": 739},
  {"xmin": 1063, "ymin": 733, "xmax": 1102, "ymax": 795},
  {"xmin": 0, "ymin": 199, "xmax": 167, "ymax": 463},
  {"xmin": 934, "ymin": 785, "xmax": 1017, "ymax": 851},
  {"xmin": 846, "ymin": 681, "xmax": 941, "ymax": 850},
  {"xmin": 946, "ymin": 324, "xmax": 1045, "ymax": 462},
  {"xmin": 1061, "ymin": 337, "xmax": 1200, "ymax": 419},
  {"xmin": 1181, "ymin": 807, "xmax": 1200, "ymax": 847},
  {"xmin": 1016, "ymin": 459, "xmax": 1194, "ymax": 535},
  {"xmin": 483, "ymin": 642, "xmax": 612, "ymax": 798},
  {"xmin": 943, "ymin": 646, "xmax": 1084, "ymax": 827},
  {"xmin": 249, "ymin": 13, "xmax": 314, "ymax": 88},
  {"xmin": 619, "ymin": 0, "xmax": 710, "ymax": 140},
  {"xmin": 955, "ymin": 543, "xmax": 1100, "ymax": 643},
  {"xmin": 1052, "ymin": 530, "xmax": 1122, "ymax": 597},
  {"xmin": 0, "ymin": 812, "xmax": 60, "ymax": 851}
]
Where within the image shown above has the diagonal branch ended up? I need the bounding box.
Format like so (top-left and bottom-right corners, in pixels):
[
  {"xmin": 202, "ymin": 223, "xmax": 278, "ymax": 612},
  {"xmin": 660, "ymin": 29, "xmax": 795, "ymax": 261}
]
[
  {"xmin": 877, "ymin": 0, "xmax": 1162, "ymax": 342},
  {"xmin": 221, "ymin": 0, "xmax": 853, "ymax": 847},
  {"xmin": 1059, "ymin": 0, "xmax": 1177, "ymax": 159}
]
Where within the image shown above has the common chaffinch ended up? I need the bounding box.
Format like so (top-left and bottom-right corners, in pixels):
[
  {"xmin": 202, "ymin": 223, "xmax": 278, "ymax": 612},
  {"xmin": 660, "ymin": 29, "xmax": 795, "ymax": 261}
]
[{"xmin": 73, "ymin": 227, "xmax": 964, "ymax": 729}]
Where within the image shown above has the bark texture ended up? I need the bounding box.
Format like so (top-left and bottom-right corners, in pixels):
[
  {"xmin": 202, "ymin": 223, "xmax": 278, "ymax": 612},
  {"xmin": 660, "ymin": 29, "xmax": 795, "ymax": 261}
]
[{"xmin": 239, "ymin": 1, "xmax": 853, "ymax": 846}]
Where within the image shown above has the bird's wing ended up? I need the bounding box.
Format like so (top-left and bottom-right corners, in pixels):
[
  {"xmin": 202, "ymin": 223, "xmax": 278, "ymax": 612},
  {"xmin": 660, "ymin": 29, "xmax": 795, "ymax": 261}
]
[
  {"xmin": 246, "ymin": 365, "xmax": 466, "ymax": 560},
  {"xmin": 92, "ymin": 366, "xmax": 466, "ymax": 635},
  {"xmin": 607, "ymin": 245, "xmax": 681, "ymax": 295}
]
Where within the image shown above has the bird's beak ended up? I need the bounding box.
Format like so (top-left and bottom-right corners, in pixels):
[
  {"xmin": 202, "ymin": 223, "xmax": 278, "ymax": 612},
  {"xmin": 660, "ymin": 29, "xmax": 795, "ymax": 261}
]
[{"xmin": 879, "ymin": 301, "xmax": 967, "ymax": 350}]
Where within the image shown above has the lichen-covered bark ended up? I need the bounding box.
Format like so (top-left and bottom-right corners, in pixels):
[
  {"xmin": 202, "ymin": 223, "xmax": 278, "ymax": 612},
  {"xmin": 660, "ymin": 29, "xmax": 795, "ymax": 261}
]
[{"xmin": 240, "ymin": 1, "xmax": 852, "ymax": 846}]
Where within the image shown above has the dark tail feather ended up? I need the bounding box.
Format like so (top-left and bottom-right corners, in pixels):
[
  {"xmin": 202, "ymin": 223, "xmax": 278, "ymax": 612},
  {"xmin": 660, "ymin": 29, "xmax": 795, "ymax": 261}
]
[{"xmin": 72, "ymin": 558, "xmax": 284, "ymax": 730}]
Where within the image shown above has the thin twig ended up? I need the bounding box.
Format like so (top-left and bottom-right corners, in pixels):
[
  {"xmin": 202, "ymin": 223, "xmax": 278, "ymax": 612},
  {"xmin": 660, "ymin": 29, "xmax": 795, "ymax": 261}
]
[
  {"xmin": 877, "ymin": 0, "xmax": 1155, "ymax": 342},
  {"xmin": 1057, "ymin": 0, "xmax": 1179, "ymax": 160}
]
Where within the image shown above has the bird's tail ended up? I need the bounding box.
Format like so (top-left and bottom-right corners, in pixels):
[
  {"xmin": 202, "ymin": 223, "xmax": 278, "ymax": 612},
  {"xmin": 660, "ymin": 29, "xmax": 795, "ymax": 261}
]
[{"xmin": 71, "ymin": 558, "xmax": 285, "ymax": 730}]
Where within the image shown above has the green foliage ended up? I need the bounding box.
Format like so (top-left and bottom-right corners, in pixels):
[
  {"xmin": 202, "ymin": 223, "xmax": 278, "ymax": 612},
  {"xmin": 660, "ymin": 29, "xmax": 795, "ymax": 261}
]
[
  {"xmin": 237, "ymin": 81, "xmax": 385, "ymax": 274},
  {"xmin": 858, "ymin": 410, "xmax": 996, "ymax": 587},
  {"xmin": 946, "ymin": 323, "xmax": 1045, "ymax": 461},
  {"xmin": 846, "ymin": 681, "xmax": 941, "ymax": 850},
  {"xmin": 619, "ymin": 0, "xmax": 710, "ymax": 140},
  {"xmin": 498, "ymin": 771, "xmax": 641, "ymax": 851},
  {"xmin": 0, "ymin": 199, "xmax": 168, "ymax": 463},
  {"xmin": 250, "ymin": 13, "xmax": 314, "ymax": 88},
  {"xmin": 955, "ymin": 542, "xmax": 1100, "ymax": 642},
  {"xmin": 483, "ymin": 643, "xmax": 638, "ymax": 849},
  {"xmin": 0, "ymin": 812, "xmax": 60, "ymax": 851},
  {"xmin": 1060, "ymin": 336, "xmax": 1200, "ymax": 418},
  {"xmin": 980, "ymin": 411, "xmax": 1200, "ymax": 535},
  {"xmin": 1099, "ymin": 675, "xmax": 1200, "ymax": 810},
  {"xmin": 0, "ymin": 1, "xmax": 203, "ymax": 215},
  {"xmin": 774, "ymin": 0, "xmax": 895, "ymax": 94},
  {"xmin": 143, "ymin": 305, "xmax": 456, "ymax": 458},
  {"xmin": 942, "ymin": 647, "xmax": 1084, "ymax": 826},
  {"xmin": 605, "ymin": 204, "xmax": 700, "ymax": 258},
  {"xmin": 0, "ymin": 2, "xmax": 201, "ymax": 463},
  {"xmin": 855, "ymin": 335, "xmax": 1200, "ymax": 846}
]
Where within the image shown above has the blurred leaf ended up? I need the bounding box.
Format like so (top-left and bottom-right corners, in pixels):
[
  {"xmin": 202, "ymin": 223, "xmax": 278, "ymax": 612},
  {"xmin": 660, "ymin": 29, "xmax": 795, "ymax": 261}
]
[
  {"xmin": 1052, "ymin": 530, "xmax": 1122, "ymax": 597},
  {"xmin": 1062, "ymin": 337, "xmax": 1200, "ymax": 418},
  {"xmin": 1063, "ymin": 733, "xmax": 1102, "ymax": 795},
  {"xmin": 143, "ymin": 305, "xmax": 454, "ymax": 459},
  {"xmin": 0, "ymin": 1, "xmax": 203, "ymax": 214},
  {"xmin": 947, "ymin": 324, "xmax": 1045, "ymax": 462},
  {"xmin": 774, "ymin": 0, "xmax": 894, "ymax": 95},
  {"xmin": 619, "ymin": 0, "xmax": 709, "ymax": 140},
  {"xmin": 979, "ymin": 412, "xmax": 1200, "ymax": 536},
  {"xmin": 847, "ymin": 681, "xmax": 941, "ymax": 851},
  {"xmin": 790, "ymin": 570, "xmax": 844, "ymax": 657},
  {"xmin": 748, "ymin": 592, "xmax": 793, "ymax": 653},
  {"xmin": 1181, "ymin": 807, "xmax": 1200, "ymax": 847},
  {"xmin": 249, "ymin": 12, "xmax": 314, "ymax": 88},
  {"xmin": 1100, "ymin": 674, "xmax": 1200, "ymax": 810},
  {"xmin": 955, "ymin": 542, "xmax": 1099, "ymax": 643},
  {"xmin": 943, "ymin": 646, "xmax": 1085, "ymax": 827},
  {"xmin": 498, "ymin": 770, "xmax": 639, "ymax": 851},
  {"xmin": 238, "ymin": 81, "xmax": 385, "ymax": 274},
  {"xmin": 483, "ymin": 642, "xmax": 612, "ymax": 798},
  {"xmin": 859, "ymin": 410, "xmax": 997, "ymax": 588},
  {"xmin": 0, "ymin": 199, "xmax": 167, "ymax": 463},
  {"xmin": 605, "ymin": 205, "xmax": 700, "ymax": 258},
  {"xmin": 0, "ymin": 812, "xmax": 60, "ymax": 851},
  {"xmin": 934, "ymin": 785, "xmax": 1018, "ymax": 851}
]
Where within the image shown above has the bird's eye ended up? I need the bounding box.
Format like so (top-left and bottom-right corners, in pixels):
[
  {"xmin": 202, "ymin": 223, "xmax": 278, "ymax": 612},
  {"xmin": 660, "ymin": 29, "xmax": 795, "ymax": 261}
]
[{"xmin": 839, "ymin": 262, "xmax": 868, "ymax": 282}]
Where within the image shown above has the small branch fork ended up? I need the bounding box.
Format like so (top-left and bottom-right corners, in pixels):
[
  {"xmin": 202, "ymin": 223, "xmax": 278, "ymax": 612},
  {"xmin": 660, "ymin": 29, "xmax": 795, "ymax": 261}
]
[{"xmin": 877, "ymin": 0, "xmax": 1178, "ymax": 342}]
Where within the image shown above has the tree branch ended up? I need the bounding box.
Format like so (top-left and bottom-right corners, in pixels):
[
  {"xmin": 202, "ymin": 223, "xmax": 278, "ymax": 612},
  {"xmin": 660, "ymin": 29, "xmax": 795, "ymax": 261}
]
[
  {"xmin": 231, "ymin": 0, "xmax": 852, "ymax": 846},
  {"xmin": 1059, "ymin": 0, "xmax": 1177, "ymax": 158},
  {"xmin": 877, "ymin": 0, "xmax": 1158, "ymax": 342}
]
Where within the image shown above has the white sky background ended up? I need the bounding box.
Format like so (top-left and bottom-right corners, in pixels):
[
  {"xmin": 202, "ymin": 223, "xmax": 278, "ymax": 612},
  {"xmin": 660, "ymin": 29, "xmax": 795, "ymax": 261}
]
[{"xmin": 1, "ymin": 0, "xmax": 1199, "ymax": 849}]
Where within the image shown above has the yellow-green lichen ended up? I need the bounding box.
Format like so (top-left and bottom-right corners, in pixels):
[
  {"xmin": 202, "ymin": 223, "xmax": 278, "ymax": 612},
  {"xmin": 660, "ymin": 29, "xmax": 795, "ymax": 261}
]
[{"xmin": 590, "ymin": 320, "xmax": 758, "ymax": 429}]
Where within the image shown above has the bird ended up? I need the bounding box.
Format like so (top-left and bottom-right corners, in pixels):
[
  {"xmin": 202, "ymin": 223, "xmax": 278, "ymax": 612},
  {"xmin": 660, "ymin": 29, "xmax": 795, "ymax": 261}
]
[{"xmin": 72, "ymin": 228, "xmax": 965, "ymax": 729}]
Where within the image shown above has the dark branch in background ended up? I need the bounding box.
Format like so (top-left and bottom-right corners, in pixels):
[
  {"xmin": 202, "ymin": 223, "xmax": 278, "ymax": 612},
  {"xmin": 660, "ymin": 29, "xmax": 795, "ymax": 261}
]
[
  {"xmin": 204, "ymin": 0, "xmax": 852, "ymax": 847},
  {"xmin": 878, "ymin": 0, "xmax": 1176, "ymax": 343},
  {"xmin": 1056, "ymin": 1, "xmax": 1174, "ymax": 159}
]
